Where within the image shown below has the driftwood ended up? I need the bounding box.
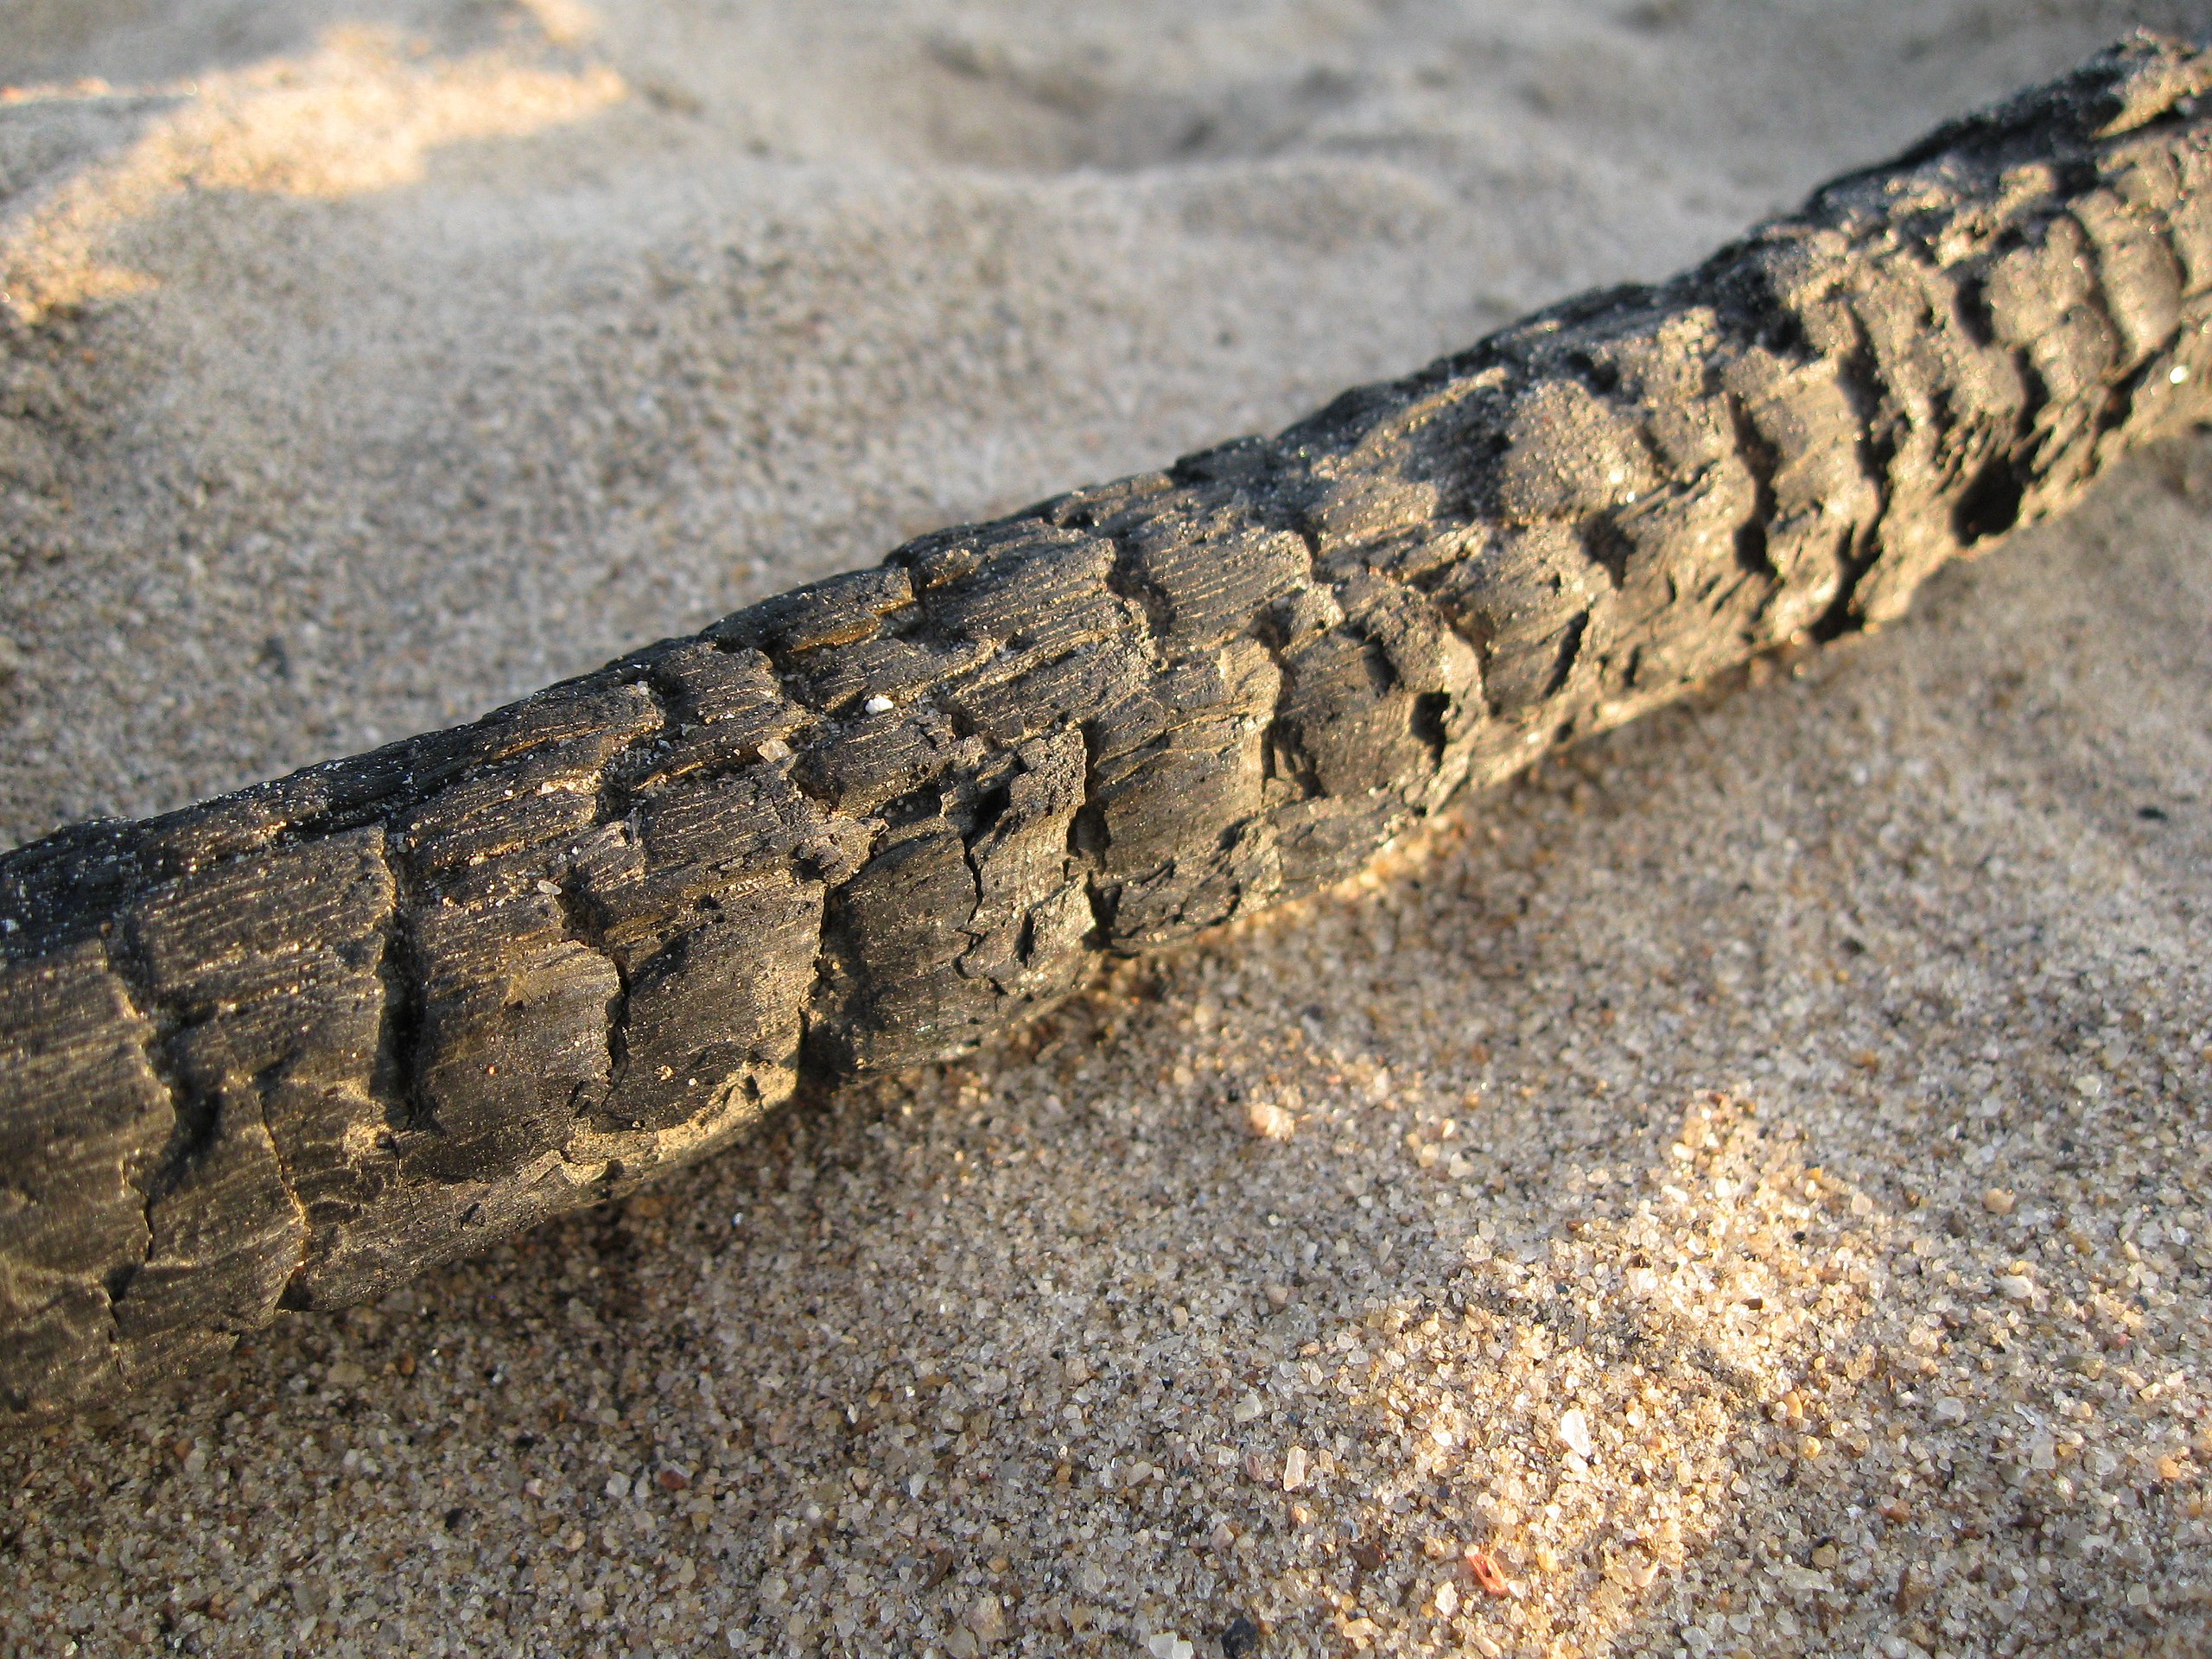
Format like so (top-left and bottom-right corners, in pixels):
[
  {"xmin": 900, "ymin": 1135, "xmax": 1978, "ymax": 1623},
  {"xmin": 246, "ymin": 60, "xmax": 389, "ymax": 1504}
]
[{"xmin": 5, "ymin": 35, "xmax": 2211, "ymax": 1421}]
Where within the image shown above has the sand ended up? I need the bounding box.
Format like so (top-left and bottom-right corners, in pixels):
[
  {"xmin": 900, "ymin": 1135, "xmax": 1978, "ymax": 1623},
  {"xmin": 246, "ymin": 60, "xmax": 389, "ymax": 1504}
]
[{"xmin": 3, "ymin": 2, "xmax": 2211, "ymax": 1656}]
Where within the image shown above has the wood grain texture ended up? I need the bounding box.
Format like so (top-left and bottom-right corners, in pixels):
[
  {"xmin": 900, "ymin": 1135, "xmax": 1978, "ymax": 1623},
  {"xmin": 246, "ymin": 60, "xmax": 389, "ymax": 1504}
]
[{"xmin": 4, "ymin": 34, "xmax": 2210, "ymax": 1421}]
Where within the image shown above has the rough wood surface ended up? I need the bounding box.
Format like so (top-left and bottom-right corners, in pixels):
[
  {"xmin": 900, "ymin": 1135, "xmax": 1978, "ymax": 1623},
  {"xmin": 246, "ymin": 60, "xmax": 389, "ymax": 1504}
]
[{"xmin": 4, "ymin": 35, "xmax": 2210, "ymax": 1421}]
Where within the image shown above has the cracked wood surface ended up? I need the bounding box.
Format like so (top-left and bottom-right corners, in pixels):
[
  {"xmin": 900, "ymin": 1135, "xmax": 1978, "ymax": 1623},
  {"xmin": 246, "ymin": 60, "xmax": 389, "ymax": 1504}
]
[{"xmin": 4, "ymin": 35, "xmax": 2211, "ymax": 1421}]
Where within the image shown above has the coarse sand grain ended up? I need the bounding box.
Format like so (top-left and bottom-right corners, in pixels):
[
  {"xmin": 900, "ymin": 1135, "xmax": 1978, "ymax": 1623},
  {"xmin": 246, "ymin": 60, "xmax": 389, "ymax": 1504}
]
[{"xmin": 3, "ymin": 3, "xmax": 2211, "ymax": 1656}]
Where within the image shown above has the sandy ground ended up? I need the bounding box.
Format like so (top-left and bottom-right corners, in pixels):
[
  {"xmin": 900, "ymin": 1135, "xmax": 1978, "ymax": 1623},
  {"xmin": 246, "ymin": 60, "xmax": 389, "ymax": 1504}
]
[{"xmin": 3, "ymin": 2, "xmax": 2212, "ymax": 1656}]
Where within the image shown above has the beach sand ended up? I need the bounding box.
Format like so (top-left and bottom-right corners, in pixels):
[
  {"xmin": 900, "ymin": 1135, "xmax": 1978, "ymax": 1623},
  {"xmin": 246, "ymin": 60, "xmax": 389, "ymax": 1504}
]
[{"xmin": 3, "ymin": 3, "xmax": 2210, "ymax": 1655}]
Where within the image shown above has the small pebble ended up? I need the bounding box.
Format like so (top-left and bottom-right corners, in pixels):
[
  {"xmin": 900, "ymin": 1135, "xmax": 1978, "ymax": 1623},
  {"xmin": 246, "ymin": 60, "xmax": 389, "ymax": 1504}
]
[
  {"xmin": 1558, "ymin": 1407, "xmax": 1593, "ymax": 1459},
  {"xmin": 1982, "ymin": 1186, "xmax": 2017, "ymax": 1216},
  {"xmin": 967, "ymin": 1594, "xmax": 1007, "ymax": 1645},
  {"xmin": 1465, "ymin": 1547, "xmax": 1514, "ymax": 1598}
]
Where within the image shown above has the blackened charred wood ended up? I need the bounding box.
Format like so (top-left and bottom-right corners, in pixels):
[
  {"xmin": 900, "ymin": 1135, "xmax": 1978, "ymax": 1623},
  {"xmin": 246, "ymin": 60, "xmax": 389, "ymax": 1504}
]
[{"xmin": 6, "ymin": 35, "xmax": 2212, "ymax": 1419}]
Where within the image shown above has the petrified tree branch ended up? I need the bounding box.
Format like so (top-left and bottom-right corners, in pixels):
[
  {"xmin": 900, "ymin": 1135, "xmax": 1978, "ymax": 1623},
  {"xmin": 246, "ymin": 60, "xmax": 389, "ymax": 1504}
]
[{"xmin": 5, "ymin": 35, "xmax": 2211, "ymax": 1420}]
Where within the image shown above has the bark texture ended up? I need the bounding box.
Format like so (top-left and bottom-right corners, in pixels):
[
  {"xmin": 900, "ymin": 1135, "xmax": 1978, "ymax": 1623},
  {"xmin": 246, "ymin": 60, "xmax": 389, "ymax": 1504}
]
[{"xmin": 5, "ymin": 35, "xmax": 2212, "ymax": 1421}]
